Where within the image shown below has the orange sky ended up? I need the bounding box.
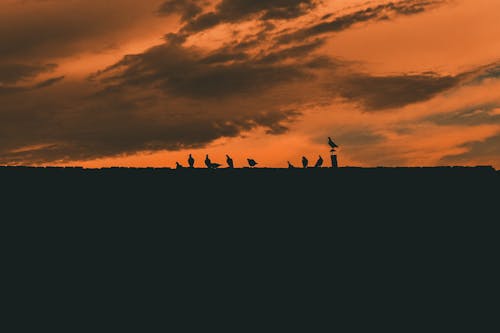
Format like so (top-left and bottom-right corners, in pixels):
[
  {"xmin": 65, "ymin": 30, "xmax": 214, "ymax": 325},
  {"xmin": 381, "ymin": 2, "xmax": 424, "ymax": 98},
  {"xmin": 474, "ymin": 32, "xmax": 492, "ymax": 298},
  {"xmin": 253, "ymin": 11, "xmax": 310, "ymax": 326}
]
[{"xmin": 1, "ymin": 0, "xmax": 499, "ymax": 168}]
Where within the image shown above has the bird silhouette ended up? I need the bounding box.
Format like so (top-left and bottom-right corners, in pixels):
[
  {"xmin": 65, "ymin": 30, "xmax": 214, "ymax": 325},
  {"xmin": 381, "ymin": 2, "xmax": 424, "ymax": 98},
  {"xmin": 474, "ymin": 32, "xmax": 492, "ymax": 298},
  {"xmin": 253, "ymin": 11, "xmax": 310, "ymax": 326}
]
[
  {"xmin": 247, "ymin": 159, "xmax": 258, "ymax": 168},
  {"xmin": 302, "ymin": 156, "xmax": 309, "ymax": 169},
  {"xmin": 176, "ymin": 162, "xmax": 184, "ymax": 169},
  {"xmin": 211, "ymin": 163, "xmax": 221, "ymax": 169},
  {"xmin": 288, "ymin": 161, "xmax": 296, "ymax": 169},
  {"xmin": 314, "ymin": 155, "xmax": 324, "ymax": 168},
  {"xmin": 328, "ymin": 137, "xmax": 339, "ymax": 152},
  {"xmin": 205, "ymin": 155, "xmax": 221, "ymax": 169},
  {"xmin": 188, "ymin": 154, "xmax": 195, "ymax": 168},
  {"xmin": 205, "ymin": 155, "xmax": 212, "ymax": 169},
  {"xmin": 226, "ymin": 155, "xmax": 234, "ymax": 169}
]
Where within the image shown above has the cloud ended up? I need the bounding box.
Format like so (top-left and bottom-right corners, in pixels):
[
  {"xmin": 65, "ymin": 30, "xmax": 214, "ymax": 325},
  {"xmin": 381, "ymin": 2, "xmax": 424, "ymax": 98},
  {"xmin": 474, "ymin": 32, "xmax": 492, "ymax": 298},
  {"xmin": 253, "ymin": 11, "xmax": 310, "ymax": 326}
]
[
  {"xmin": 425, "ymin": 104, "xmax": 500, "ymax": 126},
  {"xmin": 94, "ymin": 39, "xmax": 320, "ymax": 99},
  {"xmin": 331, "ymin": 72, "xmax": 459, "ymax": 110},
  {"xmin": 0, "ymin": 87, "xmax": 300, "ymax": 164},
  {"xmin": 158, "ymin": 0, "xmax": 204, "ymax": 21},
  {"xmin": 441, "ymin": 134, "xmax": 500, "ymax": 165},
  {"xmin": 276, "ymin": 0, "xmax": 446, "ymax": 44},
  {"xmin": 0, "ymin": 76, "xmax": 65, "ymax": 95},
  {"xmin": 182, "ymin": 0, "xmax": 317, "ymax": 33},
  {"xmin": 0, "ymin": 63, "xmax": 57, "ymax": 84},
  {"xmin": 0, "ymin": 0, "xmax": 165, "ymax": 62}
]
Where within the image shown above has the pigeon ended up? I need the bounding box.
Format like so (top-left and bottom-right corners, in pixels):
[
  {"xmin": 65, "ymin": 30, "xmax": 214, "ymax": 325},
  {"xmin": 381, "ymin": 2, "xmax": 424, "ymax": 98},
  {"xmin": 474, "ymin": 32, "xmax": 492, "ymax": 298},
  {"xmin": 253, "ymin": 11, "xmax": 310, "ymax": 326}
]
[
  {"xmin": 302, "ymin": 156, "xmax": 309, "ymax": 169},
  {"xmin": 247, "ymin": 159, "xmax": 258, "ymax": 168},
  {"xmin": 188, "ymin": 154, "xmax": 195, "ymax": 168},
  {"xmin": 314, "ymin": 155, "xmax": 324, "ymax": 168},
  {"xmin": 328, "ymin": 137, "xmax": 339, "ymax": 152},
  {"xmin": 226, "ymin": 155, "xmax": 234, "ymax": 169},
  {"xmin": 176, "ymin": 162, "xmax": 184, "ymax": 169},
  {"xmin": 288, "ymin": 161, "xmax": 296, "ymax": 169},
  {"xmin": 205, "ymin": 155, "xmax": 212, "ymax": 169},
  {"xmin": 210, "ymin": 163, "xmax": 221, "ymax": 169}
]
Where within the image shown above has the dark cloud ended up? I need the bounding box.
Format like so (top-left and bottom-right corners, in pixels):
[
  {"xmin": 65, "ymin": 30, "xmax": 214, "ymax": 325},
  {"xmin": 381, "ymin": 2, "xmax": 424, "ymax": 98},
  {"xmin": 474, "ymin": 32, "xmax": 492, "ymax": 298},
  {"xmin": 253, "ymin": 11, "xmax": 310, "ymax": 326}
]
[
  {"xmin": 328, "ymin": 60, "xmax": 500, "ymax": 111},
  {"xmin": 441, "ymin": 134, "xmax": 500, "ymax": 165},
  {"xmin": 331, "ymin": 72, "xmax": 459, "ymax": 110},
  {"xmin": 95, "ymin": 40, "xmax": 318, "ymax": 99},
  {"xmin": 0, "ymin": 63, "xmax": 57, "ymax": 84},
  {"xmin": 0, "ymin": 85, "xmax": 301, "ymax": 164},
  {"xmin": 256, "ymin": 39, "xmax": 325, "ymax": 64},
  {"xmin": 0, "ymin": 76, "xmax": 65, "ymax": 95},
  {"xmin": 0, "ymin": 0, "xmax": 164, "ymax": 62},
  {"xmin": 425, "ymin": 105, "xmax": 500, "ymax": 126},
  {"xmin": 336, "ymin": 131, "xmax": 386, "ymax": 147},
  {"xmin": 34, "ymin": 76, "xmax": 66, "ymax": 89},
  {"xmin": 182, "ymin": 0, "xmax": 317, "ymax": 33},
  {"xmin": 277, "ymin": 0, "xmax": 445, "ymax": 44},
  {"xmin": 158, "ymin": 0, "xmax": 204, "ymax": 21}
]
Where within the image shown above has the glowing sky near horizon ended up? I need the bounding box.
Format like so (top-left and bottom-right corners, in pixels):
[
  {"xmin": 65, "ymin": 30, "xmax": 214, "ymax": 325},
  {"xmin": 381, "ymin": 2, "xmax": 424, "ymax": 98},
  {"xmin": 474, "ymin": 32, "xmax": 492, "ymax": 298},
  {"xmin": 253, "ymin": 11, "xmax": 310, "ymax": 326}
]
[{"xmin": 1, "ymin": 0, "xmax": 499, "ymax": 168}]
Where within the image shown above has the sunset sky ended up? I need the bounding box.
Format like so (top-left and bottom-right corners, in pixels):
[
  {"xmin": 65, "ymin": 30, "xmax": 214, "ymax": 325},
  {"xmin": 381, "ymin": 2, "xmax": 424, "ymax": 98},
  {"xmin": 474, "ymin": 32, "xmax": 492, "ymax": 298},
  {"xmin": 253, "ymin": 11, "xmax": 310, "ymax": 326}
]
[{"xmin": 1, "ymin": 0, "xmax": 499, "ymax": 168}]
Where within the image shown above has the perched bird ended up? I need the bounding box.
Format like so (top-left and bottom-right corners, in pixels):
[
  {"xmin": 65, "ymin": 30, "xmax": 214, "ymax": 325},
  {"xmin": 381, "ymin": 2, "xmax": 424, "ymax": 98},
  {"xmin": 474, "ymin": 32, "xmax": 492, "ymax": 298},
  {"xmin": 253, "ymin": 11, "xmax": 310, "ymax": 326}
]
[
  {"xmin": 205, "ymin": 154, "xmax": 221, "ymax": 169},
  {"xmin": 226, "ymin": 155, "xmax": 234, "ymax": 169},
  {"xmin": 247, "ymin": 159, "xmax": 258, "ymax": 168},
  {"xmin": 188, "ymin": 154, "xmax": 195, "ymax": 168},
  {"xmin": 314, "ymin": 155, "xmax": 324, "ymax": 168},
  {"xmin": 176, "ymin": 162, "xmax": 184, "ymax": 169},
  {"xmin": 288, "ymin": 161, "xmax": 296, "ymax": 169},
  {"xmin": 328, "ymin": 137, "xmax": 339, "ymax": 152},
  {"xmin": 302, "ymin": 156, "xmax": 309, "ymax": 169},
  {"xmin": 205, "ymin": 155, "xmax": 212, "ymax": 169}
]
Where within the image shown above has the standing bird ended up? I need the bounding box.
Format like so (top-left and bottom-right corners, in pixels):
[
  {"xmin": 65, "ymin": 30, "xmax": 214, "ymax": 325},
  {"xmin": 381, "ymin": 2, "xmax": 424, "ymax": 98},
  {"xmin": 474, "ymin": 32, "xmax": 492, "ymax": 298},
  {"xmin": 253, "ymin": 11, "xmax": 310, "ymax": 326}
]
[
  {"xmin": 205, "ymin": 155, "xmax": 212, "ymax": 169},
  {"xmin": 247, "ymin": 159, "xmax": 258, "ymax": 168},
  {"xmin": 302, "ymin": 156, "xmax": 309, "ymax": 169},
  {"xmin": 288, "ymin": 161, "xmax": 296, "ymax": 169},
  {"xmin": 328, "ymin": 137, "xmax": 339, "ymax": 152},
  {"xmin": 314, "ymin": 155, "xmax": 324, "ymax": 168},
  {"xmin": 188, "ymin": 154, "xmax": 195, "ymax": 168},
  {"xmin": 226, "ymin": 155, "xmax": 234, "ymax": 169}
]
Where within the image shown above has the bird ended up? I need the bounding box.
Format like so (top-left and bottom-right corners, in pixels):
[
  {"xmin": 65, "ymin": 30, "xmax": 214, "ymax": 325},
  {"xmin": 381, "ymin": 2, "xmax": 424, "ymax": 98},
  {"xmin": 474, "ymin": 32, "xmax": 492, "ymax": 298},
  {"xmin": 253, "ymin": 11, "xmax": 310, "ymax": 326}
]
[
  {"xmin": 226, "ymin": 155, "xmax": 234, "ymax": 169},
  {"xmin": 314, "ymin": 155, "xmax": 324, "ymax": 168},
  {"xmin": 205, "ymin": 155, "xmax": 212, "ymax": 169},
  {"xmin": 205, "ymin": 154, "xmax": 221, "ymax": 169},
  {"xmin": 176, "ymin": 162, "xmax": 184, "ymax": 169},
  {"xmin": 188, "ymin": 154, "xmax": 195, "ymax": 168},
  {"xmin": 328, "ymin": 137, "xmax": 339, "ymax": 152},
  {"xmin": 247, "ymin": 159, "xmax": 258, "ymax": 168},
  {"xmin": 302, "ymin": 156, "xmax": 309, "ymax": 169},
  {"xmin": 288, "ymin": 161, "xmax": 296, "ymax": 169}
]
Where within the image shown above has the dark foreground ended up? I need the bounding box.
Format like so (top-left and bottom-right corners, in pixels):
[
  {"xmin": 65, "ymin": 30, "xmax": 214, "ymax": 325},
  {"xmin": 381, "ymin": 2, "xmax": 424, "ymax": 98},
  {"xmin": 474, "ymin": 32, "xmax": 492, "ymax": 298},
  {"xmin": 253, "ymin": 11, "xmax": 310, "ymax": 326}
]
[
  {"xmin": 2, "ymin": 165, "xmax": 497, "ymax": 218},
  {"xmin": 2, "ymin": 166, "xmax": 498, "ymax": 330}
]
